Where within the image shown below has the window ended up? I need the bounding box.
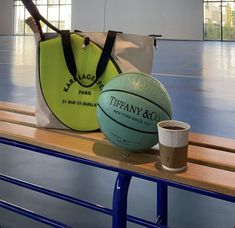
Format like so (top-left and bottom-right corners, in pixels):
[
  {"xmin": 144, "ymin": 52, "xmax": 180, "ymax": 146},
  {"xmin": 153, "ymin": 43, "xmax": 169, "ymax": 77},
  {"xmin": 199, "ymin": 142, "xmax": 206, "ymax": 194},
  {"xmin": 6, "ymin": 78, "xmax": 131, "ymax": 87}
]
[
  {"xmin": 204, "ymin": 0, "xmax": 235, "ymax": 40},
  {"xmin": 14, "ymin": 0, "xmax": 71, "ymax": 35}
]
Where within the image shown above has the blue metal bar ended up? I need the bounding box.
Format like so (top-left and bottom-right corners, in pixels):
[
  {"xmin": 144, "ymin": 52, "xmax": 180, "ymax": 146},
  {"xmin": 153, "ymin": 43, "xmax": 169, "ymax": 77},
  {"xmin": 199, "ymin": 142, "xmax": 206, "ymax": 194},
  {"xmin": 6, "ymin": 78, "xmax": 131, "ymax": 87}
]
[
  {"xmin": 156, "ymin": 183, "xmax": 168, "ymax": 226},
  {"xmin": 0, "ymin": 137, "xmax": 122, "ymax": 173},
  {"xmin": 0, "ymin": 173, "xmax": 112, "ymax": 216},
  {"xmin": 1, "ymin": 137, "xmax": 234, "ymax": 204},
  {"xmin": 0, "ymin": 173, "xmax": 163, "ymax": 227},
  {"xmin": 0, "ymin": 200, "xmax": 71, "ymax": 228},
  {"xmin": 112, "ymin": 173, "xmax": 131, "ymax": 228},
  {"xmin": 127, "ymin": 214, "xmax": 168, "ymax": 228}
]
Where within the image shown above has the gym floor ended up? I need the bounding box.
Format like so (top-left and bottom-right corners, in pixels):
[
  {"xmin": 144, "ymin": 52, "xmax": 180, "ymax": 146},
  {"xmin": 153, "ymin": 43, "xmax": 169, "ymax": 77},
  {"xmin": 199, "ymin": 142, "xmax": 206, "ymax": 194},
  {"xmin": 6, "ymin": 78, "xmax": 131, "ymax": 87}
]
[{"xmin": 0, "ymin": 36, "xmax": 235, "ymax": 227}]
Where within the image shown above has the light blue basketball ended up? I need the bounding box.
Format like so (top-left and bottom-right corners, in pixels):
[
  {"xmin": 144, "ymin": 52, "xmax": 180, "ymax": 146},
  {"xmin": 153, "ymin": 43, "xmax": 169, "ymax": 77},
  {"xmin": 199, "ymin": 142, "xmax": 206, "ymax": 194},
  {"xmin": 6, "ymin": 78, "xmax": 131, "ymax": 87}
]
[{"xmin": 96, "ymin": 72, "xmax": 172, "ymax": 151}]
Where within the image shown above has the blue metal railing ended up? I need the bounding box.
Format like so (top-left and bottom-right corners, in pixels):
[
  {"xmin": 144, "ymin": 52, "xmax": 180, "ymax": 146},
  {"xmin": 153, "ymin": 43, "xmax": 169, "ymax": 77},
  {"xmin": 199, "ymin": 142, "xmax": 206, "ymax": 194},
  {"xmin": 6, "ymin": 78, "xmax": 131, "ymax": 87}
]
[
  {"xmin": 0, "ymin": 200, "xmax": 71, "ymax": 228},
  {"xmin": 0, "ymin": 136, "xmax": 235, "ymax": 227}
]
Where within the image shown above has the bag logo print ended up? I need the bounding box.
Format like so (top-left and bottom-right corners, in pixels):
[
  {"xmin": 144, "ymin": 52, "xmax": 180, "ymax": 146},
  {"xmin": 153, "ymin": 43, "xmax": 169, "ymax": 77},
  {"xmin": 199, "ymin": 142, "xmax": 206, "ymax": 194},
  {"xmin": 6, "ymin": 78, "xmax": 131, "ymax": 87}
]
[{"xmin": 63, "ymin": 75, "xmax": 105, "ymax": 93}]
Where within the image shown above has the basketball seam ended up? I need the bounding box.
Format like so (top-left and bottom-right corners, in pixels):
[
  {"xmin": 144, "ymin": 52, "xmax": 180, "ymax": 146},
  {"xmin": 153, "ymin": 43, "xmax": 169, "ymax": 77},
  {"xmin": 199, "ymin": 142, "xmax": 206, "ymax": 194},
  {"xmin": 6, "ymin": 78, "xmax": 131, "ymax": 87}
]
[
  {"xmin": 97, "ymin": 104, "xmax": 158, "ymax": 134},
  {"xmin": 100, "ymin": 89, "xmax": 171, "ymax": 119}
]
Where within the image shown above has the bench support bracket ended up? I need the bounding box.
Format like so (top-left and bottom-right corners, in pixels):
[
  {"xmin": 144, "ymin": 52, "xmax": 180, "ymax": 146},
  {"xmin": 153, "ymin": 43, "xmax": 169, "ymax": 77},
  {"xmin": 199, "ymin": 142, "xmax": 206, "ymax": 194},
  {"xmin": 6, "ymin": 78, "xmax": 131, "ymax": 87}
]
[
  {"xmin": 112, "ymin": 173, "xmax": 132, "ymax": 228},
  {"xmin": 156, "ymin": 182, "xmax": 168, "ymax": 226}
]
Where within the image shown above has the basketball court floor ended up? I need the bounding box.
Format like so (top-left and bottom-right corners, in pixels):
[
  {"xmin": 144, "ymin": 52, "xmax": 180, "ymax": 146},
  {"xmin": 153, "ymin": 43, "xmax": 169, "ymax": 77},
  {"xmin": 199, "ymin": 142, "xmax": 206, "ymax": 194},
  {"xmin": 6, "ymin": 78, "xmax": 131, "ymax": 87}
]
[{"xmin": 0, "ymin": 36, "xmax": 235, "ymax": 227}]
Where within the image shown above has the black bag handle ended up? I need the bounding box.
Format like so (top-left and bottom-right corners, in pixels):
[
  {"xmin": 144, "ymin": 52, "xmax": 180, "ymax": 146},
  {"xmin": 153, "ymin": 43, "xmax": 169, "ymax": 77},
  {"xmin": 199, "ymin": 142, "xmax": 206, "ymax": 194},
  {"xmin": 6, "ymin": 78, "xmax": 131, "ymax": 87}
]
[
  {"xmin": 21, "ymin": 0, "xmax": 61, "ymax": 39},
  {"xmin": 61, "ymin": 30, "xmax": 77, "ymax": 80},
  {"xmin": 61, "ymin": 30, "xmax": 118, "ymax": 88},
  {"xmin": 96, "ymin": 31, "xmax": 117, "ymax": 81},
  {"xmin": 22, "ymin": 0, "xmax": 118, "ymax": 88}
]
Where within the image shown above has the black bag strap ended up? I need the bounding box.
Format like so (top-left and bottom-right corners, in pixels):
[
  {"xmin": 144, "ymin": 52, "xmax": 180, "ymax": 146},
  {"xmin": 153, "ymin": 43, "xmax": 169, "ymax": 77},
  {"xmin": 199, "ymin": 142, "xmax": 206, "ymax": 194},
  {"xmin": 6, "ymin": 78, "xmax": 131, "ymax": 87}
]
[
  {"xmin": 21, "ymin": 0, "xmax": 61, "ymax": 40},
  {"xmin": 22, "ymin": 0, "xmax": 118, "ymax": 88},
  {"xmin": 61, "ymin": 30, "xmax": 118, "ymax": 88},
  {"xmin": 96, "ymin": 31, "xmax": 117, "ymax": 81},
  {"xmin": 61, "ymin": 30, "xmax": 77, "ymax": 81}
]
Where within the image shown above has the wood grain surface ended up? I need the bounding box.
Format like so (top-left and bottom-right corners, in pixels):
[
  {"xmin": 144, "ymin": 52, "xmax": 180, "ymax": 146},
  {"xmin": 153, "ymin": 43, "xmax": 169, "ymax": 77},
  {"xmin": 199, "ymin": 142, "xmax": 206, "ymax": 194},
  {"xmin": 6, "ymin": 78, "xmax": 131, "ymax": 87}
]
[{"xmin": 0, "ymin": 101, "xmax": 235, "ymax": 197}]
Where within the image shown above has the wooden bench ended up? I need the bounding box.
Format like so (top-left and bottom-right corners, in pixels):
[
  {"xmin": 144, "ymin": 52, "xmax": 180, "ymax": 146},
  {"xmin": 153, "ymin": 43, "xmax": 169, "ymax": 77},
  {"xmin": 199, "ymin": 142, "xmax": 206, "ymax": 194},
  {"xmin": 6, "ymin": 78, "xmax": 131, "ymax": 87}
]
[{"xmin": 0, "ymin": 101, "xmax": 235, "ymax": 228}]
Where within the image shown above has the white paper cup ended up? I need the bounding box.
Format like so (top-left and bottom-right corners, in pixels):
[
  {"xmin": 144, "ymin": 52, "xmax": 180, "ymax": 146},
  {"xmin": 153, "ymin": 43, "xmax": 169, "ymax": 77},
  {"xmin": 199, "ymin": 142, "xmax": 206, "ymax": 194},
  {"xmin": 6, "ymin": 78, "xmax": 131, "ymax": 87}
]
[{"xmin": 157, "ymin": 120, "xmax": 190, "ymax": 172}]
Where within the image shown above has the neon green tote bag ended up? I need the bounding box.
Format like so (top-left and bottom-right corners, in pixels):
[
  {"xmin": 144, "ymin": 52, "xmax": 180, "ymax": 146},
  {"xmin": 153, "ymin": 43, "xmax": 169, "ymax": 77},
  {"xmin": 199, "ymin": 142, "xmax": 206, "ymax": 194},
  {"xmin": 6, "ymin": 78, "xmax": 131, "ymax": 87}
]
[
  {"xmin": 39, "ymin": 32, "xmax": 120, "ymax": 131},
  {"xmin": 22, "ymin": 0, "xmax": 155, "ymax": 131}
]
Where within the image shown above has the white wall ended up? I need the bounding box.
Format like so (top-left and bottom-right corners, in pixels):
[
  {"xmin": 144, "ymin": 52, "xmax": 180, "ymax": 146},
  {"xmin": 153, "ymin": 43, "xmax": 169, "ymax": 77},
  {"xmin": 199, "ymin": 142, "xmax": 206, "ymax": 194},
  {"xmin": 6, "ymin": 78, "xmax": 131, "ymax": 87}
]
[
  {"xmin": 0, "ymin": 0, "xmax": 203, "ymax": 39},
  {"xmin": 0, "ymin": 0, "xmax": 13, "ymax": 35},
  {"xmin": 71, "ymin": 0, "xmax": 106, "ymax": 32},
  {"xmin": 72, "ymin": 0, "xmax": 203, "ymax": 40}
]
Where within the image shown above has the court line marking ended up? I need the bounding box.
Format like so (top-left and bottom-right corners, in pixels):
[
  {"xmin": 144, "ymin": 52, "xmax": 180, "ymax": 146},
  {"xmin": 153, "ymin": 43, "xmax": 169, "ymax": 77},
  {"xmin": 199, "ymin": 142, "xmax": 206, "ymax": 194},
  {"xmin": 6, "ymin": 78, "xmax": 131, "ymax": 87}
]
[
  {"xmin": 152, "ymin": 72, "xmax": 202, "ymax": 79},
  {"xmin": 152, "ymin": 72, "xmax": 235, "ymax": 79}
]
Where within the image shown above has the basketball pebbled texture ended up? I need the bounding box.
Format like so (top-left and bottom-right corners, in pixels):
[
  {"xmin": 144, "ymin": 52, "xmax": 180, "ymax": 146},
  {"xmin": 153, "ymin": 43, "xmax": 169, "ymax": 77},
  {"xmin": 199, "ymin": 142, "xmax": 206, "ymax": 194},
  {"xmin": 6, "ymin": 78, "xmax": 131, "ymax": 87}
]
[{"xmin": 97, "ymin": 72, "xmax": 172, "ymax": 151}]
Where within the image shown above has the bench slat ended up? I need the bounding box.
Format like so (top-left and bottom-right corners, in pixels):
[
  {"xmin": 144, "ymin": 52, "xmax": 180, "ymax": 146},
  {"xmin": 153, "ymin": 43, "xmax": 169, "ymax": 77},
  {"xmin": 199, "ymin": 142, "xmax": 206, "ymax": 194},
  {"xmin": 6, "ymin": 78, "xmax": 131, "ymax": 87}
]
[
  {"xmin": 190, "ymin": 132, "xmax": 235, "ymax": 153},
  {"xmin": 0, "ymin": 110, "xmax": 37, "ymax": 127},
  {"xmin": 1, "ymin": 103, "xmax": 235, "ymax": 151},
  {"xmin": 0, "ymin": 106, "xmax": 235, "ymax": 173},
  {"xmin": 0, "ymin": 109, "xmax": 107, "ymax": 144},
  {"xmin": 0, "ymin": 101, "xmax": 34, "ymax": 116},
  {"xmin": 188, "ymin": 145, "xmax": 235, "ymax": 172},
  {"xmin": 0, "ymin": 121, "xmax": 235, "ymax": 197},
  {"xmin": 1, "ymin": 101, "xmax": 235, "ymax": 152}
]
